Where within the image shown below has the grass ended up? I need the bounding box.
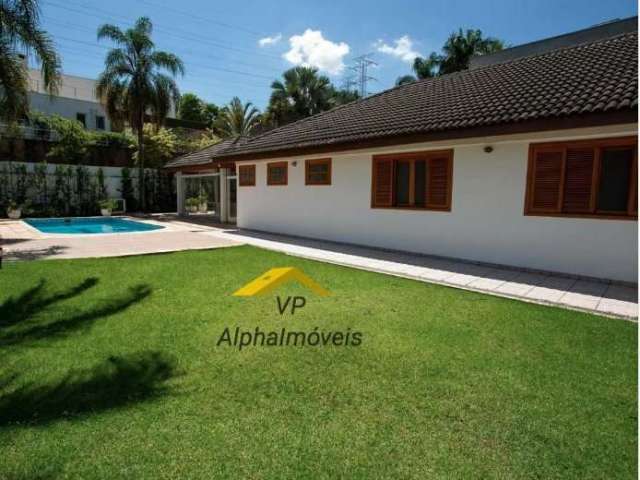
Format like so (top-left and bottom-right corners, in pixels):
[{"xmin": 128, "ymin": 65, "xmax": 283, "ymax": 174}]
[{"xmin": 0, "ymin": 246, "xmax": 636, "ymax": 479}]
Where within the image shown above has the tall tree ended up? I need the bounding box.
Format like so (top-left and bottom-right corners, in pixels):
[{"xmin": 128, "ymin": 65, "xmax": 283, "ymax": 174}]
[
  {"xmin": 266, "ymin": 66, "xmax": 359, "ymax": 127},
  {"xmin": 96, "ymin": 17, "xmax": 184, "ymax": 210},
  {"xmin": 215, "ymin": 97, "xmax": 260, "ymax": 138},
  {"xmin": 413, "ymin": 52, "xmax": 442, "ymax": 79},
  {"xmin": 0, "ymin": 0, "xmax": 60, "ymax": 122},
  {"xmin": 396, "ymin": 29, "xmax": 504, "ymax": 85},
  {"xmin": 267, "ymin": 66, "xmax": 332, "ymax": 126},
  {"xmin": 178, "ymin": 92, "xmax": 218, "ymax": 126},
  {"xmin": 438, "ymin": 29, "xmax": 504, "ymax": 74},
  {"xmin": 178, "ymin": 93, "xmax": 204, "ymax": 122}
]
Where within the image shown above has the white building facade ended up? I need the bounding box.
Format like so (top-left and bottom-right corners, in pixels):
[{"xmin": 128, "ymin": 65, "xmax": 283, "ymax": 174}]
[
  {"xmin": 236, "ymin": 125, "xmax": 638, "ymax": 283},
  {"xmin": 27, "ymin": 69, "xmax": 111, "ymax": 131}
]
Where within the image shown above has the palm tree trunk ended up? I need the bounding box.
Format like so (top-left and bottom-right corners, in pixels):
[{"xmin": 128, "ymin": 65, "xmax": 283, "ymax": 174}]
[{"xmin": 137, "ymin": 123, "xmax": 145, "ymax": 211}]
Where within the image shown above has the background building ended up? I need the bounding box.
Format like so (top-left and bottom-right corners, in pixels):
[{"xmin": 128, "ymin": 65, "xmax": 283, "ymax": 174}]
[{"xmin": 27, "ymin": 68, "xmax": 111, "ymax": 131}]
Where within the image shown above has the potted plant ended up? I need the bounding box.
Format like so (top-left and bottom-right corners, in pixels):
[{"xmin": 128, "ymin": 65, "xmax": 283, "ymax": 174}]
[
  {"xmin": 186, "ymin": 197, "xmax": 200, "ymax": 213},
  {"xmin": 99, "ymin": 199, "xmax": 117, "ymax": 217},
  {"xmin": 6, "ymin": 200, "xmax": 22, "ymax": 219},
  {"xmin": 198, "ymin": 194, "xmax": 208, "ymax": 213}
]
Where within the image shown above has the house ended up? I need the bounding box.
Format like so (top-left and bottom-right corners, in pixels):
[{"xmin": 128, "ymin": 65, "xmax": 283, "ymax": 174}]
[
  {"xmin": 167, "ymin": 18, "xmax": 638, "ymax": 283},
  {"xmin": 27, "ymin": 69, "xmax": 112, "ymax": 131},
  {"xmin": 26, "ymin": 68, "xmax": 187, "ymax": 132}
]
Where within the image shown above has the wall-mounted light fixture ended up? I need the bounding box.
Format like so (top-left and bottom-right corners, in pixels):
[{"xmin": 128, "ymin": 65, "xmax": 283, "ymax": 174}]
[{"xmin": 291, "ymin": 161, "xmax": 298, "ymax": 166}]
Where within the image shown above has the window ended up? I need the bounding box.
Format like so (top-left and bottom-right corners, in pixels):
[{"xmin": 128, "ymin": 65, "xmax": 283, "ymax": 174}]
[
  {"xmin": 371, "ymin": 150, "xmax": 453, "ymax": 211},
  {"xmin": 96, "ymin": 115, "xmax": 105, "ymax": 130},
  {"xmin": 76, "ymin": 113, "xmax": 86, "ymax": 128},
  {"xmin": 305, "ymin": 158, "xmax": 331, "ymax": 185},
  {"xmin": 267, "ymin": 161, "xmax": 288, "ymax": 186},
  {"xmin": 238, "ymin": 165, "xmax": 256, "ymax": 186},
  {"xmin": 525, "ymin": 137, "xmax": 637, "ymax": 219}
]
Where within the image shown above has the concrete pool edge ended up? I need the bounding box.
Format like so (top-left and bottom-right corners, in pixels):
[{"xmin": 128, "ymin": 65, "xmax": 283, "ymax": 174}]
[{"xmin": 20, "ymin": 216, "xmax": 173, "ymax": 238}]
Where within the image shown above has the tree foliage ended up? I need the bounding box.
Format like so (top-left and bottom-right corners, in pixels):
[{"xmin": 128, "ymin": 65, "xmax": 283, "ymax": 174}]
[
  {"xmin": 178, "ymin": 92, "xmax": 218, "ymax": 126},
  {"xmin": 132, "ymin": 123, "xmax": 177, "ymax": 168},
  {"xmin": 0, "ymin": 0, "xmax": 60, "ymax": 122},
  {"xmin": 265, "ymin": 66, "xmax": 359, "ymax": 127},
  {"xmin": 214, "ymin": 97, "xmax": 260, "ymax": 138},
  {"xmin": 396, "ymin": 29, "xmax": 504, "ymax": 84},
  {"xmin": 28, "ymin": 111, "xmax": 134, "ymax": 164}
]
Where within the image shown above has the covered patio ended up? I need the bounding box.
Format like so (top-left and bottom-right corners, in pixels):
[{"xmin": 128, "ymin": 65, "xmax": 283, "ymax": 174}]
[
  {"xmin": 166, "ymin": 138, "xmax": 240, "ymax": 224},
  {"xmin": 175, "ymin": 168, "xmax": 237, "ymax": 223}
]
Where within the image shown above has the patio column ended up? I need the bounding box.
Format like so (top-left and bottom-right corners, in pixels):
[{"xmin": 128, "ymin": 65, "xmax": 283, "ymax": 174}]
[
  {"xmin": 219, "ymin": 167, "xmax": 228, "ymax": 223},
  {"xmin": 176, "ymin": 171, "xmax": 185, "ymax": 215}
]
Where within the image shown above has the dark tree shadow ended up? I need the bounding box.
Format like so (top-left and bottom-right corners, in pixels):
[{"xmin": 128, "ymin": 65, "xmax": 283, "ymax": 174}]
[
  {"xmin": 3, "ymin": 245, "xmax": 70, "ymax": 261},
  {"xmin": 0, "ymin": 278, "xmax": 98, "ymax": 328},
  {"xmin": 0, "ymin": 351, "xmax": 176, "ymax": 427},
  {"xmin": 0, "ymin": 280, "xmax": 151, "ymax": 346}
]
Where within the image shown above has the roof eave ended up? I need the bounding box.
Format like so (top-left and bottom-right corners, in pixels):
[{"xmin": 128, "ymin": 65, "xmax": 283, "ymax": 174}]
[{"xmin": 213, "ymin": 109, "xmax": 638, "ymax": 162}]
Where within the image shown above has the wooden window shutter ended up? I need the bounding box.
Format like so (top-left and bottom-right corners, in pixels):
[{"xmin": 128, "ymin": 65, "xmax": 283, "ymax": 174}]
[
  {"xmin": 238, "ymin": 165, "xmax": 256, "ymax": 186},
  {"xmin": 562, "ymin": 148, "xmax": 595, "ymax": 213},
  {"xmin": 426, "ymin": 154, "xmax": 452, "ymax": 210},
  {"xmin": 529, "ymin": 149, "xmax": 564, "ymax": 213},
  {"xmin": 372, "ymin": 158, "xmax": 394, "ymax": 207}
]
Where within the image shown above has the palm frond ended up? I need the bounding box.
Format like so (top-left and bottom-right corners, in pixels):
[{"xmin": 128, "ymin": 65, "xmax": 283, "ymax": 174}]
[
  {"xmin": 97, "ymin": 24, "xmax": 127, "ymax": 45},
  {"xmin": 150, "ymin": 51, "xmax": 185, "ymax": 77}
]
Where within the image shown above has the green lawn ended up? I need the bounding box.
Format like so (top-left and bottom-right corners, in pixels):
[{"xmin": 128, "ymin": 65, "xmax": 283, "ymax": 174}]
[{"xmin": 0, "ymin": 246, "xmax": 636, "ymax": 479}]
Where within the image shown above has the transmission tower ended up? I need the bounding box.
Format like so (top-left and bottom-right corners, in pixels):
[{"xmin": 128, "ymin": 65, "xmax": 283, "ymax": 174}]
[{"xmin": 348, "ymin": 54, "xmax": 377, "ymax": 97}]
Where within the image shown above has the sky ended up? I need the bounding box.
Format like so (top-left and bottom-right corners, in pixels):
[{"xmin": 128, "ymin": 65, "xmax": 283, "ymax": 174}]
[{"xmin": 37, "ymin": 0, "xmax": 638, "ymax": 111}]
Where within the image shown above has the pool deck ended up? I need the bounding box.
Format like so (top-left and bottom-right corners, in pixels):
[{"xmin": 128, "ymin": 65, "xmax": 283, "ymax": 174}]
[
  {"xmin": 1, "ymin": 215, "xmax": 637, "ymax": 320},
  {"xmin": 0, "ymin": 216, "xmax": 241, "ymax": 260}
]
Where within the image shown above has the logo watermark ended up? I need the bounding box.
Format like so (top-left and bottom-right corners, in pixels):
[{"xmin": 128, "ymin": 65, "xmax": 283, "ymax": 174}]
[{"xmin": 217, "ymin": 267, "xmax": 363, "ymax": 350}]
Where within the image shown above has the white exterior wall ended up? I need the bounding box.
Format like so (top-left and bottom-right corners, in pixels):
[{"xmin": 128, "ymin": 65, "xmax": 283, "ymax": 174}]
[
  {"xmin": 27, "ymin": 68, "xmax": 176, "ymax": 131},
  {"xmin": 236, "ymin": 125, "xmax": 638, "ymax": 283},
  {"xmin": 29, "ymin": 92, "xmax": 111, "ymax": 132}
]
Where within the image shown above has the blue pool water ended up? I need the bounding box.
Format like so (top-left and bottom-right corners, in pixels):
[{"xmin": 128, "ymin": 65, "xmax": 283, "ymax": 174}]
[{"xmin": 25, "ymin": 217, "xmax": 165, "ymax": 235}]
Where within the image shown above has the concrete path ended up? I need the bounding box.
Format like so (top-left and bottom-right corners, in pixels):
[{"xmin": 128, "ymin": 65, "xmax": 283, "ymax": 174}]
[{"xmin": 205, "ymin": 228, "xmax": 638, "ymax": 321}]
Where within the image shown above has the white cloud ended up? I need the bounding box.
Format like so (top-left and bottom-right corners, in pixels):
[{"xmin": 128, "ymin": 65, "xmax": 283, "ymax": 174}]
[
  {"xmin": 375, "ymin": 35, "xmax": 422, "ymax": 63},
  {"xmin": 283, "ymin": 29, "xmax": 350, "ymax": 75},
  {"xmin": 258, "ymin": 34, "xmax": 282, "ymax": 47}
]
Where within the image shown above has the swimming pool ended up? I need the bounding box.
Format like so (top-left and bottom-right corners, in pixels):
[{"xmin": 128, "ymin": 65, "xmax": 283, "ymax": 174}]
[{"xmin": 25, "ymin": 217, "xmax": 165, "ymax": 235}]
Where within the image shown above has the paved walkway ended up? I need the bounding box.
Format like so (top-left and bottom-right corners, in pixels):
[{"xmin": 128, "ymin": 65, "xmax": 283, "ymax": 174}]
[
  {"xmin": 204, "ymin": 228, "xmax": 638, "ymax": 321},
  {"xmin": 1, "ymin": 216, "xmax": 637, "ymax": 320}
]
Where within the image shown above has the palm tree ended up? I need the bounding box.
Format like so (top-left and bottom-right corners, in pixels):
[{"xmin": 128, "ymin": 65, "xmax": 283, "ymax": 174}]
[
  {"xmin": 267, "ymin": 66, "xmax": 333, "ymax": 126},
  {"xmin": 400, "ymin": 29, "xmax": 504, "ymax": 83},
  {"xmin": 413, "ymin": 52, "xmax": 442, "ymax": 79},
  {"xmin": 215, "ymin": 97, "xmax": 260, "ymax": 138},
  {"xmin": 0, "ymin": 0, "xmax": 60, "ymax": 122},
  {"xmin": 96, "ymin": 17, "xmax": 184, "ymax": 210},
  {"xmin": 438, "ymin": 29, "xmax": 504, "ymax": 74}
]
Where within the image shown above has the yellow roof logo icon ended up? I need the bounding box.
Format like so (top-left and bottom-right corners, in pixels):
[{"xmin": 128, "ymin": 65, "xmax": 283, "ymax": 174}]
[{"xmin": 233, "ymin": 267, "xmax": 330, "ymax": 297}]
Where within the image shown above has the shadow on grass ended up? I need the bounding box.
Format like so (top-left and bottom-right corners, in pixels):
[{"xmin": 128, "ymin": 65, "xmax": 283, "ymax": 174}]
[
  {"xmin": 0, "ymin": 278, "xmax": 98, "ymax": 328},
  {"xmin": 0, "ymin": 351, "xmax": 176, "ymax": 427},
  {"xmin": 0, "ymin": 279, "xmax": 151, "ymax": 346}
]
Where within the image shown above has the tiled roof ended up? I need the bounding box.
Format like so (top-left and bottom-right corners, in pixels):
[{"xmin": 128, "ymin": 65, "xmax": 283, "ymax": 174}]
[
  {"xmin": 170, "ymin": 31, "xmax": 638, "ymax": 166},
  {"xmin": 165, "ymin": 137, "xmax": 248, "ymax": 168}
]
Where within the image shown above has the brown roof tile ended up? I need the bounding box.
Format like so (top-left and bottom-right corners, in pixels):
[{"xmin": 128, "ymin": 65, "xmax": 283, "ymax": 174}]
[{"xmin": 171, "ymin": 31, "xmax": 638, "ymax": 165}]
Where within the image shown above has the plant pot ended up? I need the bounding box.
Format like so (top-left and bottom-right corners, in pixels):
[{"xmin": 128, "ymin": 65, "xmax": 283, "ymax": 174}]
[
  {"xmin": 188, "ymin": 205, "xmax": 198, "ymax": 213},
  {"xmin": 100, "ymin": 209, "xmax": 112, "ymax": 217},
  {"xmin": 198, "ymin": 203, "xmax": 208, "ymax": 213},
  {"xmin": 7, "ymin": 208, "xmax": 21, "ymax": 219}
]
